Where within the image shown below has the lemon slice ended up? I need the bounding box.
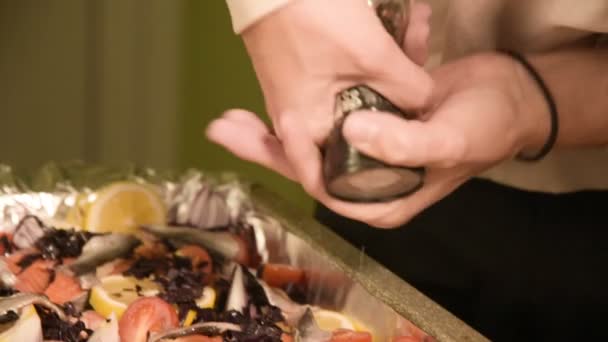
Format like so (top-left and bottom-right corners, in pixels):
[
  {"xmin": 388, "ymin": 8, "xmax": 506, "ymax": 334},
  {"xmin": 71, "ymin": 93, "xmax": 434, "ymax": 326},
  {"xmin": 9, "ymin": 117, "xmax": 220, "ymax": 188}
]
[
  {"xmin": 84, "ymin": 181, "xmax": 166, "ymax": 234},
  {"xmin": 0, "ymin": 305, "xmax": 43, "ymax": 342},
  {"xmin": 181, "ymin": 287, "xmax": 216, "ymax": 327},
  {"xmin": 195, "ymin": 286, "xmax": 216, "ymax": 309},
  {"xmin": 89, "ymin": 275, "xmax": 161, "ymax": 319},
  {"xmin": 182, "ymin": 310, "xmax": 197, "ymax": 327},
  {"xmin": 312, "ymin": 309, "xmax": 357, "ymax": 331}
]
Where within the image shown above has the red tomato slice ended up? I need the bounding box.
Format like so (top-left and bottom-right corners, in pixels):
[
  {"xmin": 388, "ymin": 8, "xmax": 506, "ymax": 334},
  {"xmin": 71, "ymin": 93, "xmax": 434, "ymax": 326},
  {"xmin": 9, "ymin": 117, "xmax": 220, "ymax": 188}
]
[
  {"xmin": 119, "ymin": 297, "xmax": 179, "ymax": 342},
  {"xmin": 176, "ymin": 245, "xmax": 213, "ymax": 275},
  {"xmin": 260, "ymin": 263, "xmax": 305, "ymax": 288},
  {"xmin": 331, "ymin": 329, "xmax": 373, "ymax": 342}
]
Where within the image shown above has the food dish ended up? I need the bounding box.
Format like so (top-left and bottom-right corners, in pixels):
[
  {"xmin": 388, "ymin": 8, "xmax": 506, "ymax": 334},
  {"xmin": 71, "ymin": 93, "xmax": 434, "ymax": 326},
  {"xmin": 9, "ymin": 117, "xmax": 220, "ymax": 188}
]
[
  {"xmin": 0, "ymin": 180, "xmax": 415, "ymax": 341},
  {"xmin": 0, "ymin": 163, "xmax": 488, "ymax": 342}
]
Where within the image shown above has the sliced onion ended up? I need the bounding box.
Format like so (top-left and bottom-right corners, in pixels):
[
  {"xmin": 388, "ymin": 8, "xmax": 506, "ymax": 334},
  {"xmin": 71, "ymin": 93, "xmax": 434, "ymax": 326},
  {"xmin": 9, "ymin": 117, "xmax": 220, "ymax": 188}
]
[{"xmin": 13, "ymin": 216, "xmax": 47, "ymax": 249}]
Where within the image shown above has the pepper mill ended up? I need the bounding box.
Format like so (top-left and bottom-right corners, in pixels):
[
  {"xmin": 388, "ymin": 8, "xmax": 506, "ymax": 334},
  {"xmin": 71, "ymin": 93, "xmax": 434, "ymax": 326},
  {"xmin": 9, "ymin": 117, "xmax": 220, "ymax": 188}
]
[{"xmin": 322, "ymin": 0, "xmax": 425, "ymax": 202}]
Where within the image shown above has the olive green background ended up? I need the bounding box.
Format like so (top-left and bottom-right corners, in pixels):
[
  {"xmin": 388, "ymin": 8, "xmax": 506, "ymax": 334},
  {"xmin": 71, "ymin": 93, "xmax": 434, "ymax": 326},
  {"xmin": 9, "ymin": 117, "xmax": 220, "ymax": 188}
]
[
  {"xmin": 179, "ymin": 1, "xmax": 313, "ymax": 213},
  {"xmin": 0, "ymin": 1, "xmax": 313, "ymax": 214}
]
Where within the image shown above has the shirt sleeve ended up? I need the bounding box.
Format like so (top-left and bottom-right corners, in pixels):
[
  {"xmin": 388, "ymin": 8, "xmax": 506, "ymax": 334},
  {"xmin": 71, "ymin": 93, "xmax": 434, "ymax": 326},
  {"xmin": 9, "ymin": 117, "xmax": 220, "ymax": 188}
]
[{"xmin": 226, "ymin": 0, "xmax": 294, "ymax": 34}]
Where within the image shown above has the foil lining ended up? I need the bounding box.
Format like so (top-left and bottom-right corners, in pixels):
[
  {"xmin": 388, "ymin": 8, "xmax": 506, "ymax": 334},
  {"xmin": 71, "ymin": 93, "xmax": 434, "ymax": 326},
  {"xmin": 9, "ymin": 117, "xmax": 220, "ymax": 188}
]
[{"xmin": 0, "ymin": 161, "xmax": 488, "ymax": 341}]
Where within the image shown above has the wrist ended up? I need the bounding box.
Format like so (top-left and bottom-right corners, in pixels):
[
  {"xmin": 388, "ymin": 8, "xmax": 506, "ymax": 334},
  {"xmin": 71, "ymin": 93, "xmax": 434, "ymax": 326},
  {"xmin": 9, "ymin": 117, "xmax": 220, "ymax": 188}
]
[{"xmin": 507, "ymin": 52, "xmax": 556, "ymax": 159}]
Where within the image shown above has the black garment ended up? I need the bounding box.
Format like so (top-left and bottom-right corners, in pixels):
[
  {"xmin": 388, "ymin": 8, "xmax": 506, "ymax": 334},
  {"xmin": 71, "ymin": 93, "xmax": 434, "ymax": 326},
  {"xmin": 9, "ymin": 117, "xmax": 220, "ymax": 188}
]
[{"xmin": 314, "ymin": 179, "xmax": 608, "ymax": 341}]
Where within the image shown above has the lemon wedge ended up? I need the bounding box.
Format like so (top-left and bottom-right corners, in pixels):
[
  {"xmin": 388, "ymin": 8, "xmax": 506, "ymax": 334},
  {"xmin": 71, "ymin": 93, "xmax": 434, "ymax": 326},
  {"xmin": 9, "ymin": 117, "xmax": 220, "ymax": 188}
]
[
  {"xmin": 89, "ymin": 275, "xmax": 161, "ymax": 319},
  {"xmin": 84, "ymin": 181, "xmax": 166, "ymax": 234},
  {"xmin": 180, "ymin": 287, "xmax": 216, "ymax": 327},
  {"xmin": 312, "ymin": 308, "xmax": 357, "ymax": 331},
  {"xmin": 0, "ymin": 305, "xmax": 43, "ymax": 342},
  {"xmin": 183, "ymin": 310, "xmax": 197, "ymax": 327},
  {"xmin": 195, "ymin": 286, "xmax": 216, "ymax": 309}
]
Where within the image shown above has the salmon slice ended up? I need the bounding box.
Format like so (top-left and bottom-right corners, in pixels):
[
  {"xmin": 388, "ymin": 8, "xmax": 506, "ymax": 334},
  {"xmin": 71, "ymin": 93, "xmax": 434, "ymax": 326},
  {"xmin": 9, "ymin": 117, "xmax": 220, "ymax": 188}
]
[
  {"xmin": 44, "ymin": 270, "xmax": 84, "ymax": 304},
  {"xmin": 4, "ymin": 247, "xmax": 39, "ymax": 274},
  {"xmin": 15, "ymin": 259, "xmax": 55, "ymax": 294}
]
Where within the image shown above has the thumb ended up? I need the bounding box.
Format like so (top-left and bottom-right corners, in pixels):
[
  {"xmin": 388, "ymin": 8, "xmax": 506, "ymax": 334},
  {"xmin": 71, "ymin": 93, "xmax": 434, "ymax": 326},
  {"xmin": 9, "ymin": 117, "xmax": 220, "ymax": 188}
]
[{"xmin": 342, "ymin": 111, "xmax": 466, "ymax": 168}]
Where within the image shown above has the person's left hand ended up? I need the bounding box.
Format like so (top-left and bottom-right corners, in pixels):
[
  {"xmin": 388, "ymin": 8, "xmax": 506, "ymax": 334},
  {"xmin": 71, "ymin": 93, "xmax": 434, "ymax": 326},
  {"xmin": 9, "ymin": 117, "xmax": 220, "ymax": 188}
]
[{"xmin": 207, "ymin": 52, "xmax": 549, "ymax": 228}]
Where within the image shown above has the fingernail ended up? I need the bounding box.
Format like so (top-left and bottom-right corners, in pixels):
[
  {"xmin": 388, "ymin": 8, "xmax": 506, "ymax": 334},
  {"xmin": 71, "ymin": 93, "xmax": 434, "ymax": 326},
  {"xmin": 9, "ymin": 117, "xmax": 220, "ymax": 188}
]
[{"xmin": 343, "ymin": 114, "xmax": 378, "ymax": 145}]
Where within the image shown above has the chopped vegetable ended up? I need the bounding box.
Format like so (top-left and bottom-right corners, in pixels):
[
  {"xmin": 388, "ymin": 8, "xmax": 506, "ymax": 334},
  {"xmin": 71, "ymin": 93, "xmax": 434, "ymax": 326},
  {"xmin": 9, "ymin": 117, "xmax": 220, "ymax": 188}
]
[{"xmin": 118, "ymin": 297, "xmax": 179, "ymax": 342}]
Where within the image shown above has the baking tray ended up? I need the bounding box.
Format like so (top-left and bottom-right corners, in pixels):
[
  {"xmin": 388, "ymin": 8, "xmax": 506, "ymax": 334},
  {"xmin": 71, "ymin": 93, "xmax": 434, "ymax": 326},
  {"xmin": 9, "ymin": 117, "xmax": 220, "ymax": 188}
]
[{"xmin": 0, "ymin": 161, "xmax": 489, "ymax": 341}]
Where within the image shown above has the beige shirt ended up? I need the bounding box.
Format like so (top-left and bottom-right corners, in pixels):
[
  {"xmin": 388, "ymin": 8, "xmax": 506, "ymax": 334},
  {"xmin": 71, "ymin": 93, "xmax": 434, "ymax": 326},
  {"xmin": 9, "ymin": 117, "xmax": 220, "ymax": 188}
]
[{"xmin": 226, "ymin": 0, "xmax": 608, "ymax": 193}]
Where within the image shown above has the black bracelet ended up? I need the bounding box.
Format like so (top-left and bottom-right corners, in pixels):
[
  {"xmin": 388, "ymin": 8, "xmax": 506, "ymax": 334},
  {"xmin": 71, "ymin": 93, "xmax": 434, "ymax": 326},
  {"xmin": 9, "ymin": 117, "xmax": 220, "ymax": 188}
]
[{"xmin": 499, "ymin": 49, "xmax": 559, "ymax": 162}]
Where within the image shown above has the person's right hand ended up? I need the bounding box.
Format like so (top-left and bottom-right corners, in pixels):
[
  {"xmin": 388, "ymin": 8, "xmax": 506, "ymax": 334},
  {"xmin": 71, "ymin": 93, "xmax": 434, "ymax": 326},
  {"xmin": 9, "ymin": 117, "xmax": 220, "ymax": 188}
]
[
  {"xmin": 207, "ymin": 0, "xmax": 434, "ymax": 204},
  {"xmin": 236, "ymin": 0, "xmax": 432, "ymax": 142}
]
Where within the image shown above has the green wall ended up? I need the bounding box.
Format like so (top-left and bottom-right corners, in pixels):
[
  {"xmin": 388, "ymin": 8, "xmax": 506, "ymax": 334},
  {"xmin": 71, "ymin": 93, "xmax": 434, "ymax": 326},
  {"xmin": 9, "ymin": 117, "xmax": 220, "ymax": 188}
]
[{"xmin": 179, "ymin": 1, "xmax": 313, "ymax": 213}]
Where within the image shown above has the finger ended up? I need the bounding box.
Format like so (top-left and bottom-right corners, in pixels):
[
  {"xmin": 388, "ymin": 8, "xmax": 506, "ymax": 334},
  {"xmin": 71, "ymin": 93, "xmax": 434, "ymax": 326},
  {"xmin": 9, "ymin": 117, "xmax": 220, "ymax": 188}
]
[
  {"xmin": 404, "ymin": 1, "xmax": 431, "ymax": 66},
  {"xmin": 221, "ymin": 108, "xmax": 270, "ymax": 133},
  {"xmin": 213, "ymin": 112, "xmax": 400, "ymax": 226},
  {"xmin": 205, "ymin": 115, "xmax": 298, "ymax": 181},
  {"xmin": 276, "ymin": 112, "xmax": 445, "ymax": 227},
  {"xmin": 342, "ymin": 110, "xmax": 466, "ymax": 168},
  {"xmin": 274, "ymin": 114, "xmax": 325, "ymax": 194}
]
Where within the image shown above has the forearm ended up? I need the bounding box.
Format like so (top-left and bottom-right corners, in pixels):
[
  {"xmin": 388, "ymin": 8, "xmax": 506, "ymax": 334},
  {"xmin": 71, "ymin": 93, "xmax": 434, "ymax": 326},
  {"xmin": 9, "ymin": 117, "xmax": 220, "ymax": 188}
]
[{"xmin": 522, "ymin": 46, "xmax": 608, "ymax": 150}]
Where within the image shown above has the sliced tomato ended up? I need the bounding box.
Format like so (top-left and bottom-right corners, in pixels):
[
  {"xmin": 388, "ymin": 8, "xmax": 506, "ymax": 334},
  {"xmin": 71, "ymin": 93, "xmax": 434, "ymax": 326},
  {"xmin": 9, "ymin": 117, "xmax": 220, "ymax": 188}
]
[
  {"xmin": 171, "ymin": 336, "xmax": 222, "ymax": 342},
  {"xmin": 14, "ymin": 259, "xmax": 55, "ymax": 294},
  {"xmin": 44, "ymin": 270, "xmax": 83, "ymax": 304},
  {"xmin": 118, "ymin": 297, "xmax": 179, "ymax": 342},
  {"xmin": 260, "ymin": 263, "xmax": 305, "ymax": 288},
  {"xmin": 176, "ymin": 245, "xmax": 213, "ymax": 275},
  {"xmin": 331, "ymin": 329, "xmax": 373, "ymax": 342}
]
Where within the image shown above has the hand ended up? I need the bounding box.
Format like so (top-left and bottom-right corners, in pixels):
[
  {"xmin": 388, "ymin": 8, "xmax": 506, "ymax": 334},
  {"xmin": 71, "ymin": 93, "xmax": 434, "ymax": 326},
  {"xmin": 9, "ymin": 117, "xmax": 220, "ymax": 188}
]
[
  {"xmin": 207, "ymin": 0, "xmax": 434, "ymax": 224},
  {"xmin": 239, "ymin": 0, "xmax": 433, "ymax": 144},
  {"xmin": 209, "ymin": 51, "xmax": 549, "ymax": 228},
  {"xmin": 336, "ymin": 52, "xmax": 549, "ymax": 226}
]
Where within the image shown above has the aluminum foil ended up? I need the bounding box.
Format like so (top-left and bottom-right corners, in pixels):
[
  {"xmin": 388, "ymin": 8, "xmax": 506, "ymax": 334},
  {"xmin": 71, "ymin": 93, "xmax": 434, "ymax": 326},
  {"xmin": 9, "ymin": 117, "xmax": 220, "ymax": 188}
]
[{"xmin": 0, "ymin": 161, "xmax": 488, "ymax": 341}]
